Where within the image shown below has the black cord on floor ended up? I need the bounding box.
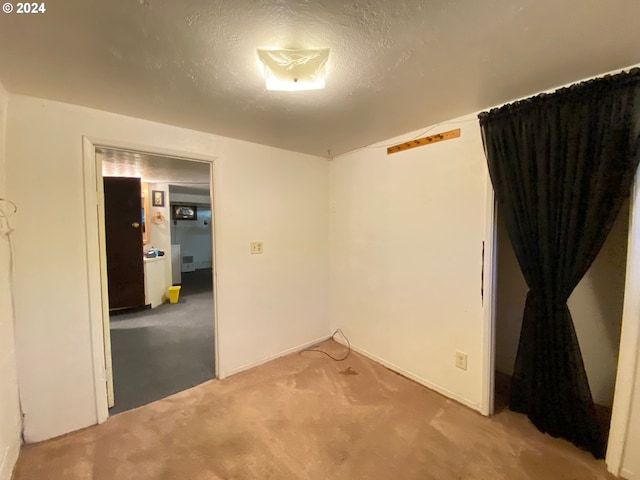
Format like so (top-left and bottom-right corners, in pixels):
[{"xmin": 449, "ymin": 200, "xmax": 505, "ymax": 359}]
[{"xmin": 301, "ymin": 329, "xmax": 351, "ymax": 361}]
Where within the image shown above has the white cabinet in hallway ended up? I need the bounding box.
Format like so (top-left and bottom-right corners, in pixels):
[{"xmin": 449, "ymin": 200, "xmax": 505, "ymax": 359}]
[{"xmin": 144, "ymin": 256, "xmax": 167, "ymax": 308}]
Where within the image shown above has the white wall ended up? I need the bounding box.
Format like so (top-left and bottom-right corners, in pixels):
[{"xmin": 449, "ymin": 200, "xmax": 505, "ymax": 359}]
[
  {"xmin": 146, "ymin": 182, "xmax": 173, "ymax": 295},
  {"xmin": 6, "ymin": 95, "xmax": 330, "ymax": 442},
  {"xmin": 169, "ymin": 191, "xmax": 210, "ymax": 205},
  {"xmin": 0, "ymin": 84, "xmax": 21, "ymax": 480},
  {"xmin": 494, "ymin": 212, "xmax": 527, "ymax": 377},
  {"xmin": 571, "ymin": 200, "xmax": 628, "ymax": 407},
  {"xmin": 329, "ymin": 116, "xmax": 489, "ymax": 409},
  {"xmin": 171, "ymin": 209, "xmax": 213, "ymax": 270},
  {"xmin": 170, "ymin": 191, "xmax": 213, "ymax": 270},
  {"xmin": 495, "ymin": 202, "xmax": 629, "ymax": 407}
]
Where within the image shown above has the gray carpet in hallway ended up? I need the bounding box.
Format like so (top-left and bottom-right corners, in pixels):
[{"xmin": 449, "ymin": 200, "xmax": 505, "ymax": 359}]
[{"xmin": 108, "ymin": 269, "xmax": 215, "ymax": 415}]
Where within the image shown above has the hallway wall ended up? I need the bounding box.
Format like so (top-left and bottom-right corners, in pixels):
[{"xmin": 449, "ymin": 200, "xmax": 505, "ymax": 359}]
[
  {"xmin": 170, "ymin": 191, "xmax": 213, "ymax": 271},
  {"xmin": 145, "ymin": 182, "xmax": 173, "ymax": 293}
]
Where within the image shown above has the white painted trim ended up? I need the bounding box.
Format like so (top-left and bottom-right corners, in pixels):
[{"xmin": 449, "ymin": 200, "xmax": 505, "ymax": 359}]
[
  {"xmin": 334, "ymin": 338, "xmax": 481, "ymax": 412},
  {"xmin": 84, "ymin": 137, "xmax": 217, "ymax": 165},
  {"xmin": 621, "ymin": 468, "xmax": 635, "ymax": 480},
  {"xmin": 607, "ymin": 172, "xmax": 640, "ymax": 476},
  {"xmin": 0, "ymin": 439, "xmax": 20, "ymax": 480},
  {"xmin": 82, "ymin": 137, "xmax": 109, "ymax": 423},
  {"xmin": 481, "ymin": 171, "xmax": 498, "ymax": 416},
  {"xmin": 94, "ymin": 149, "xmax": 114, "ymax": 408},
  {"xmin": 208, "ymin": 162, "xmax": 221, "ymax": 381},
  {"xmin": 221, "ymin": 334, "xmax": 332, "ymax": 379},
  {"xmin": 82, "ymin": 136, "xmax": 219, "ymax": 423}
]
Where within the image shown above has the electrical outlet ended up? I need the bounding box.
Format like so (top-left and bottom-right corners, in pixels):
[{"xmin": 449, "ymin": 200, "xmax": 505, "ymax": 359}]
[
  {"xmin": 455, "ymin": 351, "xmax": 468, "ymax": 371},
  {"xmin": 250, "ymin": 241, "xmax": 263, "ymax": 254}
]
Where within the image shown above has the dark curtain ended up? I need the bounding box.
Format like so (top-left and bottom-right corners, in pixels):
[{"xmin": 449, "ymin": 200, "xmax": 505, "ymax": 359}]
[{"xmin": 478, "ymin": 69, "xmax": 640, "ymax": 458}]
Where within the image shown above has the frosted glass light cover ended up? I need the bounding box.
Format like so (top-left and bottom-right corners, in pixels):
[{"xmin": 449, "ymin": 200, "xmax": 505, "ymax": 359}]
[{"xmin": 257, "ymin": 48, "xmax": 329, "ymax": 91}]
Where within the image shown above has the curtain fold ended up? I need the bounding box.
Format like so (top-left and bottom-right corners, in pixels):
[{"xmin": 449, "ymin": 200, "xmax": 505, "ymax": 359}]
[{"xmin": 479, "ymin": 68, "xmax": 640, "ymax": 457}]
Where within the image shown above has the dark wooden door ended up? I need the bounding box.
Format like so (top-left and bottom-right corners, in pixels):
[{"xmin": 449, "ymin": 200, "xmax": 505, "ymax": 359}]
[{"xmin": 104, "ymin": 177, "xmax": 145, "ymax": 310}]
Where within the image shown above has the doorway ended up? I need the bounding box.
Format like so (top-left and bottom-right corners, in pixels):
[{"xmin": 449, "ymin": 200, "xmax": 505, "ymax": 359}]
[
  {"xmin": 490, "ymin": 195, "xmax": 630, "ymax": 456},
  {"xmin": 98, "ymin": 147, "xmax": 217, "ymax": 415}
]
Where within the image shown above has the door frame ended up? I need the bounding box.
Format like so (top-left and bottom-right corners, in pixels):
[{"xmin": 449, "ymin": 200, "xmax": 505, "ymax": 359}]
[
  {"xmin": 82, "ymin": 136, "xmax": 219, "ymax": 423},
  {"xmin": 607, "ymin": 174, "xmax": 640, "ymax": 476},
  {"xmin": 482, "ymin": 169, "xmax": 640, "ymax": 475},
  {"xmin": 480, "ymin": 173, "xmax": 497, "ymax": 417}
]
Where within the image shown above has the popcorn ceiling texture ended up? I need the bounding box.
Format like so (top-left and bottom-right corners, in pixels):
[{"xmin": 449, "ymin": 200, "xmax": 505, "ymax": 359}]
[
  {"xmin": 99, "ymin": 148, "xmax": 210, "ymax": 185},
  {"xmin": 0, "ymin": 0, "xmax": 639, "ymax": 156}
]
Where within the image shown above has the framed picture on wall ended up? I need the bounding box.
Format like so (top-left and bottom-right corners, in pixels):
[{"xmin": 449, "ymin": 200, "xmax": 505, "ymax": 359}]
[
  {"xmin": 173, "ymin": 204, "xmax": 197, "ymax": 220},
  {"xmin": 152, "ymin": 190, "xmax": 165, "ymax": 207}
]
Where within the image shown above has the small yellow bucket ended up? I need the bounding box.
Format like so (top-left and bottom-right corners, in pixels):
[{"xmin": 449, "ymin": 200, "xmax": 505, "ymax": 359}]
[{"xmin": 168, "ymin": 286, "xmax": 181, "ymax": 304}]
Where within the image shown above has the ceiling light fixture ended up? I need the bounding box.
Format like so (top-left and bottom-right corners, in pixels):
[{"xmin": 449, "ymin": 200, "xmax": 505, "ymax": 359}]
[{"xmin": 257, "ymin": 48, "xmax": 330, "ymax": 92}]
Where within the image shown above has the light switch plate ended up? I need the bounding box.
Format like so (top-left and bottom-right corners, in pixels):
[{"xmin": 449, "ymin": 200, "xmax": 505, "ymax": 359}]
[
  {"xmin": 455, "ymin": 351, "xmax": 468, "ymax": 370},
  {"xmin": 250, "ymin": 241, "xmax": 264, "ymax": 254}
]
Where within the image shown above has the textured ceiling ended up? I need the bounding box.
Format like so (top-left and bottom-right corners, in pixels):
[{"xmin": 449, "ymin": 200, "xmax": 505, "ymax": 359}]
[
  {"xmin": 100, "ymin": 148, "xmax": 210, "ymax": 193},
  {"xmin": 1, "ymin": 1, "xmax": 640, "ymax": 156}
]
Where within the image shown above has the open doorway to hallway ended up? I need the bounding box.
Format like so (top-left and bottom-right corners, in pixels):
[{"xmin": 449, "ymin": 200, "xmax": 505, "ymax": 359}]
[{"xmin": 98, "ymin": 148, "xmax": 216, "ymax": 415}]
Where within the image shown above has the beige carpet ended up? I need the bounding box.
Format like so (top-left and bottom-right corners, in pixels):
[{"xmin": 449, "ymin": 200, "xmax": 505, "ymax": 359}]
[{"xmin": 13, "ymin": 340, "xmax": 615, "ymax": 480}]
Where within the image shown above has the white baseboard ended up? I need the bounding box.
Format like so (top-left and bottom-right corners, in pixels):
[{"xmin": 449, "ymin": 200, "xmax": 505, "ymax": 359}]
[
  {"xmin": 621, "ymin": 468, "xmax": 635, "ymax": 479},
  {"xmin": 334, "ymin": 337, "xmax": 481, "ymax": 412},
  {"xmin": 0, "ymin": 439, "xmax": 20, "ymax": 480},
  {"xmin": 220, "ymin": 333, "xmax": 332, "ymax": 379}
]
